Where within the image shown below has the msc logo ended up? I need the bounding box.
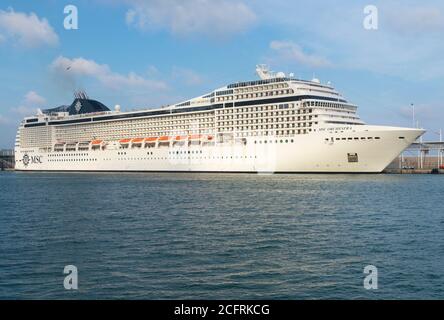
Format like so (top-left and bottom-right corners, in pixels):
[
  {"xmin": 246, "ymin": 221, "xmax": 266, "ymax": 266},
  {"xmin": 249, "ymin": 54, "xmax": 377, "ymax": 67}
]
[
  {"xmin": 22, "ymin": 154, "xmax": 30, "ymax": 166},
  {"xmin": 23, "ymin": 154, "xmax": 42, "ymax": 166},
  {"xmin": 74, "ymin": 101, "xmax": 82, "ymax": 113}
]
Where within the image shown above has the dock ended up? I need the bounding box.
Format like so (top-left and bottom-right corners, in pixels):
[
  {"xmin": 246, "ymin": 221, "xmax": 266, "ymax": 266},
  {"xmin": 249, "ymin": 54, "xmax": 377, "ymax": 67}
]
[
  {"xmin": 384, "ymin": 141, "xmax": 444, "ymax": 174},
  {"xmin": 384, "ymin": 168, "xmax": 444, "ymax": 174},
  {"xmin": 0, "ymin": 149, "xmax": 14, "ymax": 171}
]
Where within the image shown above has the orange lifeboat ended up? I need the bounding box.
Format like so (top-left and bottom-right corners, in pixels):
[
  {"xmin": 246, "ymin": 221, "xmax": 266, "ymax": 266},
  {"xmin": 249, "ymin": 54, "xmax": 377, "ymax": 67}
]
[
  {"xmin": 188, "ymin": 134, "xmax": 203, "ymax": 141},
  {"xmin": 144, "ymin": 137, "xmax": 158, "ymax": 142},
  {"xmin": 158, "ymin": 136, "xmax": 171, "ymax": 142},
  {"xmin": 131, "ymin": 138, "xmax": 144, "ymax": 143},
  {"xmin": 91, "ymin": 139, "xmax": 103, "ymax": 145},
  {"xmin": 175, "ymin": 135, "xmax": 188, "ymax": 141},
  {"xmin": 207, "ymin": 135, "xmax": 214, "ymax": 141},
  {"xmin": 119, "ymin": 138, "xmax": 131, "ymax": 144}
]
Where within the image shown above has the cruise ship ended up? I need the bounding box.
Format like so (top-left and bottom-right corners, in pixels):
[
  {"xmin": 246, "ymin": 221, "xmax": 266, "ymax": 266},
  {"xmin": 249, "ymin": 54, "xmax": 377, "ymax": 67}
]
[{"xmin": 14, "ymin": 65, "xmax": 424, "ymax": 173}]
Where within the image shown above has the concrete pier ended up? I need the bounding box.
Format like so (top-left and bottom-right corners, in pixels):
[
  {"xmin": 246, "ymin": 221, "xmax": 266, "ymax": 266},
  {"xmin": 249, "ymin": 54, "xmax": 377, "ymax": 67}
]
[
  {"xmin": 384, "ymin": 141, "xmax": 444, "ymax": 174},
  {"xmin": 384, "ymin": 167, "xmax": 444, "ymax": 174}
]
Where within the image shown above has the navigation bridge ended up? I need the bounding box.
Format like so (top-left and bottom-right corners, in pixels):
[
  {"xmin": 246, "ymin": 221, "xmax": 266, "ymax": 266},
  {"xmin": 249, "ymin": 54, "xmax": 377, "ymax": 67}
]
[{"xmin": 0, "ymin": 149, "xmax": 14, "ymax": 170}]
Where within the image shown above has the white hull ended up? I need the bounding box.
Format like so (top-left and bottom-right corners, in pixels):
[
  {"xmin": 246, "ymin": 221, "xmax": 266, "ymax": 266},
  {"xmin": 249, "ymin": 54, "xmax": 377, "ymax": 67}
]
[{"xmin": 15, "ymin": 126, "xmax": 424, "ymax": 173}]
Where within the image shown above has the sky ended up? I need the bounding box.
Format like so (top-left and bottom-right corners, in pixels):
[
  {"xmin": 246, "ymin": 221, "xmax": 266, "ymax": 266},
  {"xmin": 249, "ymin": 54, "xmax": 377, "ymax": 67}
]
[{"xmin": 0, "ymin": 0, "xmax": 444, "ymax": 148}]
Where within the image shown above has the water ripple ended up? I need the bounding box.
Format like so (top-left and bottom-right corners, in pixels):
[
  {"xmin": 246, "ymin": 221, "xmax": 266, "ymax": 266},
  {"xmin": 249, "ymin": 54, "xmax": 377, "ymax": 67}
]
[{"xmin": 0, "ymin": 172, "xmax": 443, "ymax": 299}]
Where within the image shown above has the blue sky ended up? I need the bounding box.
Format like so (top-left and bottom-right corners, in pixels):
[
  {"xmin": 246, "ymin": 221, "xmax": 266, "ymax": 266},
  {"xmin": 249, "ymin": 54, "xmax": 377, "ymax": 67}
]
[{"xmin": 1, "ymin": 0, "xmax": 444, "ymax": 148}]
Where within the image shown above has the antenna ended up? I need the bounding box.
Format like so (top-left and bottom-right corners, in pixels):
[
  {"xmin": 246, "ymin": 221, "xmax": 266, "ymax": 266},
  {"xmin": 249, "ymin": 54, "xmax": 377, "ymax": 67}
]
[{"xmin": 74, "ymin": 90, "xmax": 89, "ymax": 100}]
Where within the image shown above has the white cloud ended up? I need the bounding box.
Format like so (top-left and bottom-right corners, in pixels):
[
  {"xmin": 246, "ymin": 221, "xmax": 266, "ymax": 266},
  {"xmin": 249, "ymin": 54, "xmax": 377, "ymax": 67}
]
[
  {"xmin": 50, "ymin": 56, "xmax": 168, "ymax": 91},
  {"xmin": 24, "ymin": 90, "xmax": 46, "ymax": 106},
  {"xmin": 11, "ymin": 91, "xmax": 47, "ymax": 116},
  {"xmin": 0, "ymin": 8, "xmax": 58, "ymax": 48},
  {"xmin": 171, "ymin": 67, "xmax": 204, "ymax": 86},
  {"xmin": 124, "ymin": 0, "xmax": 256, "ymax": 36},
  {"xmin": 253, "ymin": 1, "xmax": 444, "ymax": 80},
  {"xmin": 386, "ymin": 6, "xmax": 444, "ymax": 36},
  {"xmin": 146, "ymin": 65, "xmax": 160, "ymax": 78},
  {"xmin": 13, "ymin": 105, "xmax": 36, "ymax": 116},
  {"xmin": 269, "ymin": 40, "xmax": 332, "ymax": 68}
]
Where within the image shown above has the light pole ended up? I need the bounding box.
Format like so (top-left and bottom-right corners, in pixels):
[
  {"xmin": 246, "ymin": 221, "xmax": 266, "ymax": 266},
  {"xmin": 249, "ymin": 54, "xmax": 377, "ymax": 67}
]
[
  {"xmin": 432, "ymin": 129, "xmax": 443, "ymax": 167},
  {"xmin": 438, "ymin": 129, "xmax": 444, "ymax": 168}
]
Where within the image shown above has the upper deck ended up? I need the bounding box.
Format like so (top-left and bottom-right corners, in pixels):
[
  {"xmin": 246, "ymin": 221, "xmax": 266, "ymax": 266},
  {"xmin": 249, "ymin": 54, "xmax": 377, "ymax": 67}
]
[{"xmin": 22, "ymin": 77, "xmax": 351, "ymax": 129}]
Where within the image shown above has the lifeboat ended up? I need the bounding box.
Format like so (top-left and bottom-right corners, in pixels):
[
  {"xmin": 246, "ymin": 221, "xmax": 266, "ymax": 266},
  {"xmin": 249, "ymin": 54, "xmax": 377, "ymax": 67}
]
[
  {"xmin": 131, "ymin": 138, "xmax": 144, "ymax": 144},
  {"xmin": 175, "ymin": 135, "xmax": 188, "ymax": 141},
  {"xmin": 91, "ymin": 140, "xmax": 103, "ymax": 150},
  {"xmin": 119, "ymin": 138, "xmax": 131, "ymax": 144},
  {"xmin": 144, "ymin": 137, "xmax": 157, "ymax": 149},
  {"xmin": 158, "ymin": 136, "xmax": 171, "ymax": 147},
  {"xmin": 188, "ymin": 134, "xmax": 203, "ymax": 141},
  {"xmin": 130, "ymin": 138, "xmax": 144, "ymax": 148},
  {"xmin": 91, "ymin": 139, "xmax": 103, "ymax": 145},
  {"xmin": 158, "ymin": 136, "xmax": 171, "ymax": 142}
]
